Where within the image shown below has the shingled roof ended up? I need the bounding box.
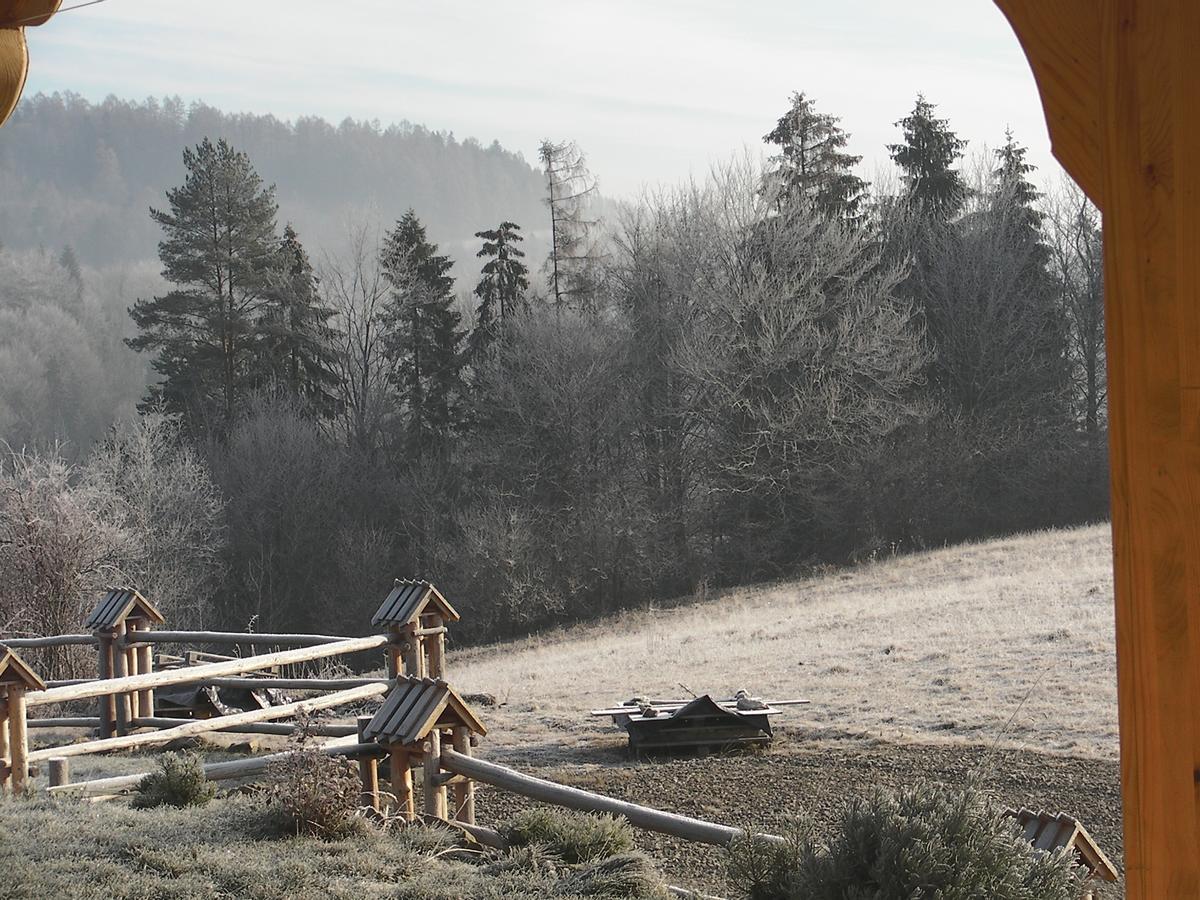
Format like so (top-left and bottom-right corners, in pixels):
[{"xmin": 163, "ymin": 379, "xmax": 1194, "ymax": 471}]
[
  {"xmin": 371, "ymin": 579, "xmax": 459, "ymax": 627},
  {"xmin": 1004, "ymin": 808, "xmax": 1119, "ymax": 882},
  {"xmin": 85, "ymin": 588, "xmax": 165, "ymax": 631},
  {"xmin": 362, "ymin": 676, "xmax": 486, "ymax": 746},
  {"xmin": 0, "ymin": 649, "xmax": 46, "ymax": 691}
]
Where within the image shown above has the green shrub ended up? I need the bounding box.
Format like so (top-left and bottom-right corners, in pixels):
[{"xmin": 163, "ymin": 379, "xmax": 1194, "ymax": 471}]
[
  {"xmin": 502, "ymin": 808, "xmax": 635, "ymax": 865},
  {"xmin": 729, "ymin": 782, "xmax": 1085, "ymax": 900},
  {"xmin": 553, "ymin": 851, "xmax": 670, "ymax": 898},
  {"xmin": 131, "ymin": 752, "xmax": 216, "ymax": 809}
]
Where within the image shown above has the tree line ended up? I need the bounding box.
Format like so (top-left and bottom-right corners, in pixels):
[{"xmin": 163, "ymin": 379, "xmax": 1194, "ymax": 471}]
[{"xmin": 1, "ymin": 92, "xmax": 1107, "ymax": 652}]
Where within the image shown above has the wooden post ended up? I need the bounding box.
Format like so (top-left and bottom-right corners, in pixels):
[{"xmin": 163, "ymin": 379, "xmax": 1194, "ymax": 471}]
[
  {"xmin": 0, "ymin": 694, "xmax": 9, "ymax": 792},
  {"xmin": 48, "ymin": 756, "xmax": 69, "ymax": 788},
  {"xmin": 132, "ymin": 620, "xmax": 154, "ymax": 717},
  {"xmin": 389, "ymin": 745, "xmax": 414, "ymax": 821},
  {"xmin": 96, "ymin": 630, "xmax": 116, "ymax": 738},
  {"xmin": 111, "ymin": 622, "xmax": 130, "ymax": 735},
  {"xmin": 402, "ymin": 623, "xmax": 423, "ymax": 679},
  {"xmin": 386, "ymin": 625, "xmax": 402, "ymax": 678},
  {"xmin": 8, "ymin": 685, "xmax": 28, "ymax": 793},
  {"xmin": 423, "ymin": 730, "xmax": 446, "ymax": 820},
  {"xmin": 356, "ymin": 716, "xmax": 379, "ymax": 812},
  {"xmin": 451, "ymin": 725, "xmax": 474, "ymax": 825},
  {"xmin": 426, "ymin": 614, "xmax": 445, "ymax": 679}
]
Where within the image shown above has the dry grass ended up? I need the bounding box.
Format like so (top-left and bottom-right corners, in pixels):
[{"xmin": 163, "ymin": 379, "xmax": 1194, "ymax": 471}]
[{"xmin": 452, "ymin": 523, "xmax": 1117, "ymax": 761}]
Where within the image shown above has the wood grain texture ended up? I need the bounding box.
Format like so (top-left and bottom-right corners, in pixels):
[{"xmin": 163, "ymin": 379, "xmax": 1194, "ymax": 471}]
[
  {"xmin": 1000, "ymin": 0, "xmax": 1200, "ymax": 895},
  {"xmin": 0, "ymin": 27, "xmax": 26, "ymax": 128},
  {"xmin": 0, "ymin": 1, "xmax": 62, "ymax": 28}
]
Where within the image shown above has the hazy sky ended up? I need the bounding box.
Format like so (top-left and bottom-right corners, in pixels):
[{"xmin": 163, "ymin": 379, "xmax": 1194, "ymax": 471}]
[{"xmin": 23, "ymin": 0, "xmax": 1062, "ymax": 197}]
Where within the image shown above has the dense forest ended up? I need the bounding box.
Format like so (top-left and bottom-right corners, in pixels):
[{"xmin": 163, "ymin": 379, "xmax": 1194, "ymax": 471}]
[
  {"xmin": 0, "ymin": 93, "xmax": 548, "ymax": 266},
  {"xmin": 0, "ymin": 91, "xmax": 1108, "ymax": 665}
]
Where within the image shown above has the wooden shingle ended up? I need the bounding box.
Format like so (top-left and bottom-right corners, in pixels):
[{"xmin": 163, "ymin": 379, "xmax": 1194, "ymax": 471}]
[
  {"xmin": 362, "ymin": 676, "xmax": 485, "ymax": 746},
  {"xmin": 371, "ymin": 579, "xmax": 459, "ymax": 627},
  {"xmin": 1003, "ymin": 808, "xmax": 1119, "ymax": 882},
  {"xmin": 84, "ymin": 588, "xmax": 164, "ymax": 631}
]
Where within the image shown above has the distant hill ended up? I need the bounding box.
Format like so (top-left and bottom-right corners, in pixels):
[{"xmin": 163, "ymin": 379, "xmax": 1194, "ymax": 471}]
[{"xmin": 0, "ymin": 93, "xmax": 550, "ymax": 271}]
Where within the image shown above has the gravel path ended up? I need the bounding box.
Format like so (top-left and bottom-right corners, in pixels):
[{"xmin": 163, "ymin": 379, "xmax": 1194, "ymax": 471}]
[{"xmin": 474, "ymin": 729, "xmax": 1124, "ymax": 898}]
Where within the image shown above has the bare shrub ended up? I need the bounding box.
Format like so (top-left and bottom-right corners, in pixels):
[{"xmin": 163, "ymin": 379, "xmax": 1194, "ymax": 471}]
[{"xmin": 262, "ymin": 717, "xmax": 366, "ymax": 838}]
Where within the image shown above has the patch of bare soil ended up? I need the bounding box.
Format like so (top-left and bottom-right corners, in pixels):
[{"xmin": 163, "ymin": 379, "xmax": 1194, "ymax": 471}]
[{"xmin": 474, "ymin": 729, "xmax": 1124, "ymax": 898}]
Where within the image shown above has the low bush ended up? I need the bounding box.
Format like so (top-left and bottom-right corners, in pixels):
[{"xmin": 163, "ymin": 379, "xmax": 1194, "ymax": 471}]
[
  {"xmin": 502, "ymin": 808, "xmax": 635, "ymax": 864},
  {"xmin": 261, "ymin": 719, "xmax": 366, "ymax": 838},
  {"xmin": 131, "ymin": 752, "xmax": 215, "ymax": 809},
  {"xmin": 729, "ymin": 782, "xmax": 1086, "ymax": 900}
]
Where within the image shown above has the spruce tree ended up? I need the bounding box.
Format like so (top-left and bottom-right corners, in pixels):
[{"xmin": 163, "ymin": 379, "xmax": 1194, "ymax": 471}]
[
  {"xmin": 539, "ymin": 139, "xmax": 601, "ymax": 310},
  {"xmin": 763, "ymin": 92, "xmax": 868, "ymax": 221},
  {"xmin": 128, "ymin": 138, "xmax": 280, "ymax": 432},
  {"xmin": 380, "ymin": 210, "xmax": 465, "ymax": 446},
  {"xmin": 888, "ymin": 95, "xmax": 968, "ymax": 223},
  {"xmin": 259, "ymin": 224, "xmax": 341, "ymax": 417},
  {"xmin": 470, "ymin": 221, "xmax": 529, "ymax": 360}
]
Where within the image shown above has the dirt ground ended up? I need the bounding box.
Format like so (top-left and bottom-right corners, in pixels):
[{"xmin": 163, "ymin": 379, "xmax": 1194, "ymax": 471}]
[{"xmin": 474, "ymin": 728, "xmax": 1125, "ymax": 898}]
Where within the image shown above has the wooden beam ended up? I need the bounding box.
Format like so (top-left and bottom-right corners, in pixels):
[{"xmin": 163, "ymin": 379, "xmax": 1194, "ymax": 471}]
[
  {"xmin": 27, "ymin": 634, "xmax": 388, "ymax": 707},
  {"xmin": 0, "ymin": 634, "xmax": 98, "ymax": 648},
  {"xmin": 124, "ymin": 630, "xmax": 353, "ymax": 646},
  {"xmin": 440, "ymin": 749, "xmax": 783, "ymax": 847},
  {"xmin": 27, "ymin": 682, "xmax": 386, "ymax": 762}
]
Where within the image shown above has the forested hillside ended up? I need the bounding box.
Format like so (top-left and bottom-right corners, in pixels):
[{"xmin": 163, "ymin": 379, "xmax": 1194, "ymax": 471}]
[{"xmin": 0, "ymin": 93, "xmax": 548, "ymax": 266}]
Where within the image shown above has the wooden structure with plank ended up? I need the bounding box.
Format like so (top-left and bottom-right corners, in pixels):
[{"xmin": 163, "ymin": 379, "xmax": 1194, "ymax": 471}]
[
  {"xmin": 1003, "ymin": 807, "xmax": 1120, "ymax": 896},
  {"xmin": 591, "ymin": 694, "xmax": 795, "ymax": 755},
  {"xmin": 85, "ymin": 588, "xmax": 164, "ymax": 738},
  {"xmin": 372, "ymin": 579, "xmax": 459, "ymax": 680},
  {"xmin": 0, "ymin": 648, "xmax": 45, "ymax": 792},
  {"xmin": 359, "ymin": 676, "xmax": 487, "ymax": 823}
]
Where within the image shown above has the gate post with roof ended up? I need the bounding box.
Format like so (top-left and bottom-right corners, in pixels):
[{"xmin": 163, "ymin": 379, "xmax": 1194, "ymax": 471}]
[
  {"xmin": 371, "ymin": 580, "xmax": 460, "ymax": 680},
  {"xmin": 0, "ymin": 649, "xmax": 46, "ymax": 793},
  {"xmin": 85, "ymin": 589, "xmax": 165, "ymax": 737}
]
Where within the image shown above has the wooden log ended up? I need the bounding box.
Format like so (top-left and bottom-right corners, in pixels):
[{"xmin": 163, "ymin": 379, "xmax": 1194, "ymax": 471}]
[
  {"xmin": 131, "ymin": 717, "xmax": 357, "ymax": 738},
  {"xmin": 0, "ymin": 634, "xmax": 98, "ymax": 648},
  {"xmin": 27, "ymin": 634, "xmax": 389, "ymax": 707},
  {"xmin": 423, "ymin": 730, "xmax": 446, "ymax": 819},
  {"xmin": 451, "ymin": 725, "xmax": 474, "ymax": 825},
  {"xmin": 402, "ymin": 623, "xmax": 422, "ymax": 679},
  {"xmin": 192, "ymin": 677, "xmax": 390, "ymax": 691},
  {"xmin": 357, "ymin": 715, "xmax": 379, "ymax": 812},
  {"xmin": 426, "ymin": 614, "xmax": 445, "ymax": 678},
  {"xmin": 8, "ymin": 686, "xmax": 28, "ymax": 792},
  {"xmin": 123, "ymin": 623, "xmax": 140, "ymax": 719},
  {"xmin": 96, "ymin": 632, "xmax": 115, "ymax": 739},
  {"xmin": 47, "ymin": 738, "xmax": 382, "ymax": 796},
  {"xmin": 0, "ymin": 695, "xmax": 9, "ymax": 792},
  {"xmin": 440, "ymin": 749, "xmax": 783, "ymax": 847},
  {"xmin": 133, "ymin": 621, "xmax": 154, "ymax": 716},
  {"xmin": 124, "ymin": 631, "xmax": 353, "ymax": 646},
  {"xmin": 27, "ymin": 682, "xmax": 387, "ymax": 763},
  {"xmin": 27, "ymin": 717, "xmax": 101, "ymax": 728},
  {"xmin": 111, "ymin": 623, "xmax": 130, "ymax": 735},
  {"xmin": 48, "ymin": 756, "xmax": 69, "ymax": 788},
  {"xmin": 389, "ymin": 745, "xmax": 414, "ymax": 820}
]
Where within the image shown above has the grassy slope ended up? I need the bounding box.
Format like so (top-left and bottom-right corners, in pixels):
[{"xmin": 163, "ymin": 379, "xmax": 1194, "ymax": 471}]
[{"xmin": 453, "ymin": 523, "xmax": 1118, "ymax": 761}]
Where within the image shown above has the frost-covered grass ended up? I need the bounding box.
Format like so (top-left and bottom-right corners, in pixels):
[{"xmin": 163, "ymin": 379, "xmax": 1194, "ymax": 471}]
[{"xmin": 454, "ymin": 523, "xmax": 1118, "ymax": 760}]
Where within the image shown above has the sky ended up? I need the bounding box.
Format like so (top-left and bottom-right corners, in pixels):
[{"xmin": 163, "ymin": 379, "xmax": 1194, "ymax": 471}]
[{"xmin": 21, "ymin": 0, "xmax": 1064, "ymax": 198}]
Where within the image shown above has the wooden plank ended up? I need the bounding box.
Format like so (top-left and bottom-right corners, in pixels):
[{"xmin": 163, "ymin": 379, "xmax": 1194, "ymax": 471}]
[
  {"xmin": 27, "ymin": 682, "xmax": 386, "ymax": 762},
  {"xmin": 440, "ymin": 748, "xmax": 783, "ymax": 847},
  {"xmin": 27, "ymin": 635, "xmax": 388, "ymax": 707},
  {"xmin": 124, "ymin": 630, "xmax": 354, "ymax": 646}
]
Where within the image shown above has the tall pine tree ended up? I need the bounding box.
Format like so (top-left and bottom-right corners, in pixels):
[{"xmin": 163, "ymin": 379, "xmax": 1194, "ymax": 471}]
[
  {"xmin": 888, "ymin": 95, "xmax": 968, "ymax": 223},
  {"xmin": 380, "ymin": 210, "xmax": 465, "ymax": 447},
  {"xmin": 259, "ymin": 223, "xmax": 341, "ymax": 417},
  {"xmin": 470, "ymin": 221, "xmax": 529, "ymax": 361},
  {"xmin": 128, "ymin": 138, "xmax": 280, "ymax": 432},
  {"xmin": 762, "ymin": 92, "xmax": 868, "ymax": 221}
]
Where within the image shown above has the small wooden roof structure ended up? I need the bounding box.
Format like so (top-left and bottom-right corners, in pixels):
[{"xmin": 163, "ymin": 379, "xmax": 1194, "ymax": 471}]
[
  {"xmin": 362, "ymin": 676, "xmax": 486, "ymax": 746},
  {"xmin": 1004, "ymin": 808, "xmax": 1119, "ymax": 883},
  {"xmin": 0, "ymin": 648, "xmax": 46, "ymax": 691},
  {"xmin": 85, "ymin": 588, "xmax": 165, "ymax": 631},
  {"xmin": 372, "ymin": 579, "xmax": 459, "ymax": 628}
]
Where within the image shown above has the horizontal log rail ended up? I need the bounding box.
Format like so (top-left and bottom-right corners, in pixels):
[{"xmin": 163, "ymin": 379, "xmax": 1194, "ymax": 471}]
[
  {"xmin": 26, "ymin": 634, "xmax": 389, "ymax": 707},
  {"xmin": 440, "ymin": 749, "xmax": 782, "ymax": 848},
  {"xmin": 132, "ymin": 716, "xmax": 357, "ymax": 738},
  {"xmin": 47, "ymin": 737, "xmax": 382, "ymax": 796},
  {"xmin": 124, "ymin": 630, "xmax": 355, "ymax": 646},
  {"xmin": 197, "ymin": 677, "xmax": 390, "ymax": 691},
  {"xmin": 1, "ymin": 634, "xmax": 98, "ymax": 648},
  {"xmin": 27, "ymin": 682, "xmax": 387, "ymax": 762},
  {"xmin": 27, "ymin": 717, "xmax": 100, "ymax": 728}
]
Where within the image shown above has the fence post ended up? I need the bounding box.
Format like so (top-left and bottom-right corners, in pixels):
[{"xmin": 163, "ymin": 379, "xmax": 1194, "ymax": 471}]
[
  {"xmin": 134, "ymin": 621, "xmax": 154, "ymax": 718},
  {"xmin": 390, "ymin": 746, "xmax": 414, "ymax": 821},
  {"xmin": 111, "ymin": 622, "xmax": 130, "ymax": 736},
  {"xmin": 48, "ymin": 756, "xmax": 69, "ymax": 788},
  {"xmin": 8, "ymin": 686, "xmax": 28, "ymax": 792},
  {"xmin": 0, "ymin": 694, "xmax": 9, "ymax": 792},
  {"xmin": 423, "ymin": 730, "xmax": 446, "ymax": 820},
  {"xmin": 356, "ymin": 716, "xmax": 379, "ymax": 812},
  {"xmin": 425, "ymin": 614, "xmax": 445, "ymax": 679},
  {"xmin": 96, "ymin": 630, "xmax": 116, "ymax": 738},
  {"xmin": 451, "ymin": 725, "xmax": 474, "ymax": 824}
]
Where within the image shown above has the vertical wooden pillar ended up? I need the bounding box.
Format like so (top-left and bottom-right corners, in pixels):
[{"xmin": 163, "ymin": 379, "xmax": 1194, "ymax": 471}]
[
  {"xmin": 124, "ymin": 621, "xmax": 140, "ymax": 719},
  {"xmin": 356, "ymin": 716, "xmax": 379, "ymax": 812},
  {"xmin": 135, "ymin": 623, "xmax": 154, "ymax": 718},
  {"xmin": 451, "ymin": 725, "xmax": 475, "ymax": 824},
  {"xmin": 96, "ymin": 630, "xmax": 116, "ymax": 738},
  {"xmin": 426, "ymin": 614, "xmax": 445, "ymax": 679},
  {"xmin": 8, "ymin": 685, "xmax": 28, "ymax": 793},
  {"xmin": 111, "ymin": 622, "xmax": 130, "ymax": 735},
  {"xmin": 389, "ymin": 745, "xmax": 414, "ymax": 821},
  {"xmin": 386, "ymin": 625, "xmax": 402, "ymax": 678},
  {"xmin": 403, "ymin": 623, "xmax": 423, "ymax": 679},
  {"xmin": 0, "ymin": 694, "xmax": 9, "ymax": 793},
  {"xmin": 48, "ymin": 757, "xmax": 69, "ymax": 788},
  {"xmin": 422, "ymin": 730, "xmax": 446, "ymax": 820}
]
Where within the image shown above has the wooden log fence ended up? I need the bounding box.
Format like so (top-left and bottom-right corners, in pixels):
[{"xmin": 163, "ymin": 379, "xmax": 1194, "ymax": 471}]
[
  {"xmin": 124, "ymin": 631, "xmax": 354, "ymax": 646},
  {"xmin": 132, "ymin": 717, "xmax": 358, "ymax": 738},
  {"xmin": 26, "ymin": 634, "xmax": 389, "ymax": 708},
  {"xmin": 0, "ymin": 634, "xmax": 98, "ymax": 648},
  {"xmin": 27, "ymin": 682, "xmax": 386, "ymax": 763}
]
